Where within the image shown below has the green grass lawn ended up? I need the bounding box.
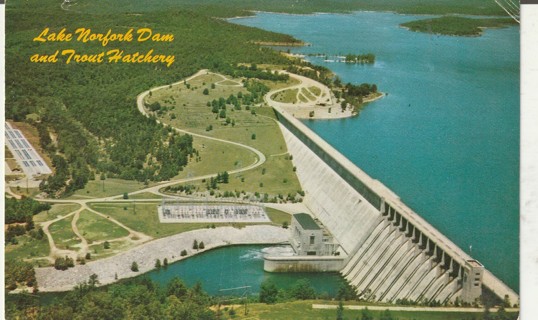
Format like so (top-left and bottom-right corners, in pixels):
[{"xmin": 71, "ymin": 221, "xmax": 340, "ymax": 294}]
[
  {"xmin": 173, "ymin": 135, "xmax": 258, "ymax": 180},
  {"xmin": 259, "ymin": 76, "xmax": 301, "ymax": 91},
  {"xmin": 88, "ymin": 239, "xmax": 135, "ymax": 260},
  {"xmin": 148, "ymin": 72, "xmax": 302, "ymax": 198},
  {"xmin": 5, "ymin": 234, "xmax": 50, "ymax": 265},
  {"xmin": 301, "ymin": 88, "xmax": 316, "ymax": 101},
  {"xmin": 77, "ymin": 210, "xmax": 130, "ymax": 244},
  {"xmin": 265, "ymin": 207, "xmax": 291, "ymax": 227},
  {"xmin": 128, "ymin": 192, "xmax": 164, "ymax": 199},
  {"xmin": 227, "ymin": 300, "xmax": 518, "ymax": 320},
  {"xmin": 271, "ymin": 88, "xmax": 299, "ymax": 104},
  {"xmin": 308, "ymin": 86, "xmax": 321, "ymax": 96},
  {"xmin": 88, "ymin": 202, "xmax": 291, "ymax": 238},
  {"xmin": 68, "ymin": 178, "xmax": 157, "ymax": 199},
  {"xmin": 166, "ymin": 153, "xmax": 303, "ymax": 202},
  {"xmin": 11, "ymin": 187, "xmax": 41, "ymax": 198},
  {"xmin": 213, "ymin": 154, "xmax": 301, "ymax": 197},
  {"xmin": 201, "ymin": 121, "xmax": 286, "ymax": 156},
  {"xmin": 33, "ymin": 203, "xmax": 81, "ymax": 223},
  {"xmin": 49, "ymin": 215, "xmax": 81, "ymax": 250},
  {"xmin": 89, "ymin": 202, "xmax": 212, "ymax": 238}
]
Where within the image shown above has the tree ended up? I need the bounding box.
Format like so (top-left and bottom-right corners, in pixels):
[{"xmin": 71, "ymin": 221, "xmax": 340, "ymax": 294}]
[
  {"xmin": 88, "ymin": 274, "xmax": 99, "ymax": 287},
  {"xmin": 163, "ymin": 258, "xmax": 169, "ymax": 267},
  {"xmin": 219, "ymin": 109, "xmax": 226, "ymax": 118},
  {"xmin": 123, "ymin": 192, "xmax": 129, "ymax": 199},
  {"xmin": 104, "ymin": 241, "xmax": 110, "ymax": 249},
  {"xmin": 496, "ymin": 305, "xmax": 511, "ymax": 320},
  {"xmin": 336, "ymin": 283, "xmax": 356, "ymax": 301},
  {"xmin": 155, "ymin": 259, "xmax": 162, "ymax": 269},
  {"xmin": 85, "ymin": 252, "xmax": 91, "ymax": 260},
  {"xmin": 502, "ymin": 294, "xmax": 512, "ymax": 308},
  {"xmin": 131, "ymin": 261, "xmax": 139, "ymax": 272},
  {"xmin": 203, "ymin": 88, "xmax": 209, "ymax": 95},
  {"xmin": 334, "ymin": 76, "xmax": 342, "ymax": 87},
  {"xmin": 379, "ymin": 309, "xmax": 393, "ymax": 320},
  {"xmin": 54, "ymin": 256, "xmax": 74, "ymax": 270},
  {"xmin": 336, "ymin": 300, "xmax": 344, "ymax": 320},
  {"xmin": 360, "ymin": 307, "xmax": 374, "ymax": 320},
  {"xmin": 289, "ymin": 279, "xmax": 316, "ymax": 300},
  {"xmin": 167, "ymin": 277, "xmax": 188, "ymax": 299},
  {"xmin": 251, "ymin": 133, "xmax": 256, "ymax": 140},
  {"xmin": 37, "ymin": 227, "xmax": 45, "ymax": 240},
  {"xmin": 199, "ymin": 241, "xmax": 205, "ymax": 249},
  {"xmin": 193, "ymin": 240, "xmax": 199, "ymax": 250},
  {"xmin": 259, "ymin": 279, "xmax": 278, "ymax": 304},
  {"xmin": 25, "ymin": 216, "xmax": 34, "ymax": 231},
  {"xmin": 181, "ymin": 249, "xmax": 188, "ymax": 256}
]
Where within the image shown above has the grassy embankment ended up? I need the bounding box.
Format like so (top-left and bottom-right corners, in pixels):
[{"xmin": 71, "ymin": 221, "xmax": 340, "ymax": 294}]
[
  {"xmin": 32, "ymin": 203, "xmax": 80, "ymax": 223},
  {"xmin": 6, "ymin": 204, "xmax": 80, "ymax": 265},
  {"xmin": 224, "ymin": 300, "xmax": 519, "ymax": 320},
  {"xmin": 88, "ymin": 202, "xmax": 291, "ymax": 239},
  {"xmin": 67, "ymin": 178, "xmax": 156, "ymax": 199},
  {"xmin": 49, "ymin": 215, "xmax": 80, "ymax": 250},
  {"xmin": 401, "ymin": 16, "xmax": 518, "ymax": 36},
  {"xmin": 77, "ymin": 210, "xmax": 130, "ymax": 243},
  {"xmin": 4, "ymin": 235, "xmax": 50, "ymax": 267},
  {"xmin": 271, "ymin": 88, "xmax": 300, "ymax": 104},
  {"xmin": 145, "ymin": 71, "xmax": 304, "ymax": 199}
]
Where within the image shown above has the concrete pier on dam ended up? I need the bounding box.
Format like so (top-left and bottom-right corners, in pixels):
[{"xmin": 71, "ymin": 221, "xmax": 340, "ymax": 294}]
[{"xmin": 271, "ymin": 105, "xmax": 518, "ymax": 305}]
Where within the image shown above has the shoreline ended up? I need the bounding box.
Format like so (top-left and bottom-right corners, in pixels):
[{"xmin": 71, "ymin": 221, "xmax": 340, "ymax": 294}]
[
  {"xmin": 282, "ymin": 92, "xmax": 385, "ymax": 120},
  {"xmin": 34, "ymin": 225, "xmax": 288, "ymax": 292}
]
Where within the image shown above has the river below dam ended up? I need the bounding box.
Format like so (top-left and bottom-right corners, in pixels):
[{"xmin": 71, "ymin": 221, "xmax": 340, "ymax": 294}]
[
  {"xmin": 147, "ymin": 245, "xmax": 345, "ymax": 296},
  {"xmin": 232, "ymin": 11, "xmax": 519, "ymax": 291}
]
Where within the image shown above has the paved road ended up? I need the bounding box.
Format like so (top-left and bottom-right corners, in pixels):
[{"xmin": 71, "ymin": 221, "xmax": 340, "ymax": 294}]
[{"xmin": 29, "ymin": 69, "xmax": 277, "ymax": 267}]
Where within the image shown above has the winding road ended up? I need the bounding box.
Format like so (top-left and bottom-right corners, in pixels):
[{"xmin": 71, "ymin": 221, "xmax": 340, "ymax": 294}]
[{"xmin": 27, "ymin": 69, "xmax": 287, "ymax": 271}]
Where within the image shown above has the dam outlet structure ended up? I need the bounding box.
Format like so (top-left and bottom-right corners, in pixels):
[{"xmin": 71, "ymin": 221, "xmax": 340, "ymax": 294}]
[{"xmin": 266, "ymin": 106, "xmax": 518, "ymax": 305}]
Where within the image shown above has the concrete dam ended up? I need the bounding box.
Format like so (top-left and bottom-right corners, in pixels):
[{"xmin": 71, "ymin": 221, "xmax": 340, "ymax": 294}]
[{"xmin": 272, "ymin": 106, "xmax": 518, "ymax": 305}]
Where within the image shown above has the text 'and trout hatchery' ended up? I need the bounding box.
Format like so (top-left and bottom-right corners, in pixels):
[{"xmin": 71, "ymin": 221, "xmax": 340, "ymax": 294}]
[{"xmin": 30, "ymin": 27, "xmax": 175, "ymax": 67}]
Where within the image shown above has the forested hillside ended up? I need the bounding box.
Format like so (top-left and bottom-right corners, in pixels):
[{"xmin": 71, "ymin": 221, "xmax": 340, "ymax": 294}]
[
  {"xmin": 57, "ymin": 0, "xmax": 506, "ymax": 16},
  {"xmin": 5, "ymin": 0, "xmax": 298, "ymax": 195}
]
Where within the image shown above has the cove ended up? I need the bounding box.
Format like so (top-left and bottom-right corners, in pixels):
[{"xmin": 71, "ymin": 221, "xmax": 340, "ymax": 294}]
[
  {"xmin": 232, "ymin": 12, "xmax": 519, "ymax": 291},
  {"xmin": 148, "ymin": 245, "xmax": 346, "ymax": 296}
]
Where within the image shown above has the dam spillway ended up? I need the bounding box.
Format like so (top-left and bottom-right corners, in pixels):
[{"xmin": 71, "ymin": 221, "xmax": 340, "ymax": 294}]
[{"xmin": 272, "ymin": 106, "xmax": 518, "ymax": 305}]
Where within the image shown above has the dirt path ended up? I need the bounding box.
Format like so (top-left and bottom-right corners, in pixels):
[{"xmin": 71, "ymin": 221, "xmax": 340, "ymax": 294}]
[
  {"xmin": 31, "ymin": 69, "xmax": 329, "ymax": 290},
  {"xmin": 70, "ymin": 209, "xmax": 89, "ymax": 257},
  {"xmin": 40, "ymin": 208, "xmax": 81, "ymax": 262},
  {"xmin": 84, "ymin": 204, "xmax": 152, "ymax": 244},
  {"xmin": 28, "ymin": 69, "xmax": 277, "ymax": 290},
  {"xmin": 35, "ymin": 225, "xmax": 289, "ymax": 292},
  {"xmin": 263, "ymin": 71, "xmax": 359, "ymax": 119}
]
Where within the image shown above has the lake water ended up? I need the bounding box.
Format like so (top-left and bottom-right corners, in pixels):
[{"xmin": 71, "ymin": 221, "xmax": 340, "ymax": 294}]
[
  {"xmin": 233, "ymin": 12, "xmax": 519, "ymax": 291},
  {"xmin": 148, "ymin": 245, "xmax": 345, "ymax": 296}
]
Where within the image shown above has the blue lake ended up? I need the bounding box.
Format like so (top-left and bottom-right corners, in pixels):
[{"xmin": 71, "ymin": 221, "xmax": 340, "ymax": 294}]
[{"xmin": 233, "ymin": 12, "xmax": 519, "ymax": 291}]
